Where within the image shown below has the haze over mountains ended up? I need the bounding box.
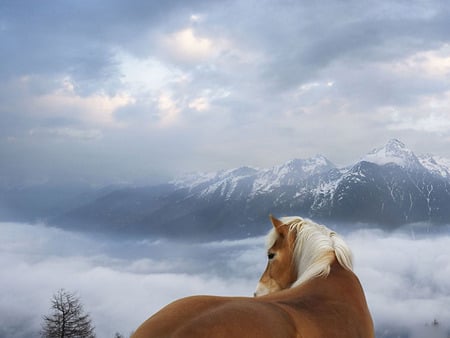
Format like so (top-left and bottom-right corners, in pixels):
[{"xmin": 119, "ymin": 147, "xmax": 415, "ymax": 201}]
[{"xmin": 2, "ymin": 139, "xmax": 450, "ymax": 240}]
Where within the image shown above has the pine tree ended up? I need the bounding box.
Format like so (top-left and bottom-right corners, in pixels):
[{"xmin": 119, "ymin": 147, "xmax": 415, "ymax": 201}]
[{"xmin": 41, "ymin": 289, "xmax": 95, "ymax": 338}]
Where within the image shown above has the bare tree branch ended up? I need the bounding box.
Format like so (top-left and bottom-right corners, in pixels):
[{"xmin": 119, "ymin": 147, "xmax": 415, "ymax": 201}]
[{"xmin": 41, "ymin": 289, "xmax": 95, "ymax": 338}]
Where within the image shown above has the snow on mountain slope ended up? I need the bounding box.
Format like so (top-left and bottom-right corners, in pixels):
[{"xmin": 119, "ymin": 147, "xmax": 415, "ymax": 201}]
[
  {"xmin": 171, "ymin": 166, "xmax": 258, "ymax": 200},
  {"xmin": 172, "ymin": 155, "xmax": 336, "ymax": 199},
  {"xmin": 199, "ymin": 167, "xmax": 258, "ymax": 199},
  {"xmin": 418, "ymin": 154, "xmax": 450, "ymax": 179},
  {"xmin": 251, "ymin": 155, "xmax": 335, "ymax": 195},
  {"xmin": 361, "ymin": 139, "xmax": 423, "ymax": 170},
  {"xmin": 170, "ymin": 171, "xmax": 220, "ymax": 189},
  {"xmin": 171, "ymin": 167, "xmax": 256, "ymax": 188},
  {"xmin": 171, "ymin": 139, "xmax": 450, "ymax": 204}
]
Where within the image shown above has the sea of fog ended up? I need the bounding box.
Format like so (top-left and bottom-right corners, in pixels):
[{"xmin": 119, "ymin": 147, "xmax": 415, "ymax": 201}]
[{"xmin": 1, "ymin": 222, "xmax": 449, "ymax": 337}]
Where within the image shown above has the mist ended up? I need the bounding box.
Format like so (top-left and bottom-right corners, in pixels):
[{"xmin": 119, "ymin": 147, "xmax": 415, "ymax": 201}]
[{"xmin": 1, "ymin": 222, "xmax": 449, "ymax": 337}]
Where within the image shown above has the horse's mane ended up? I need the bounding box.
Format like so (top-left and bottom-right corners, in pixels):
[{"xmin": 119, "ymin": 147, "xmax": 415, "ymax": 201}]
[{"xmin": 266, "ymin": 216, "xmax": 353, "ymax": 287}]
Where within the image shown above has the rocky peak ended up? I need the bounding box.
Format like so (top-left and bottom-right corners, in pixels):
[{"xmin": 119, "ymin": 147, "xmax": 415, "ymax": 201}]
[{"xmin": 362, "ymin": 139, "xmax": 423, "ymax": 170}]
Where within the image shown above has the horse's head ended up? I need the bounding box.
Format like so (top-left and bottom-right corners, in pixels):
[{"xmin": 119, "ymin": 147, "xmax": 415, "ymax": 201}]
[
  {"xmin": 254, "ymin": 215, "xmax": 353, "ymax": 297},
  {"xmin": 254, "ymin": 215, "xmax": 298, "ymax": 297}
]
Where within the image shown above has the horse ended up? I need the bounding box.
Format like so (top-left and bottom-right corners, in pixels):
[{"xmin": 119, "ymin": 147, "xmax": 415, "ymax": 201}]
[{"xmin": 131, "ymin": 215, "xmax": 374, "ymax": 338}]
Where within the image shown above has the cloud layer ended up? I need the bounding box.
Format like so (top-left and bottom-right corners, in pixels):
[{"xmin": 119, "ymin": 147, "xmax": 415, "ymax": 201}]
[
  {"xmin": 348, "ymin": 229, "xmax": 450, "ymax": 335},
  {"xmin": 0, "ymin": 222, "xmax": 263, "ymax": 337},
  {"xmin": 2, "ymin": 1, "xmax": 450, "ymax": 185},
  {"xmin": 1, "ymin": 222, "xmax": 449, "ymax": 337}
]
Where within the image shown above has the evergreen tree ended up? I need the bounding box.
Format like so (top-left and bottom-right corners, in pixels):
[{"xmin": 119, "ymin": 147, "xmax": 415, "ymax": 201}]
[{"xmin": 41, "ymin": 289, "xmax": 95, "ymax": 338}]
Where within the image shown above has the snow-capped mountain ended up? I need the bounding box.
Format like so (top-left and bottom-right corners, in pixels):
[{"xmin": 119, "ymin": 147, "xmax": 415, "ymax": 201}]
[
  {"xmin": 171, "ymin": 155, "xmax": 335, "ymax": 200},
  {"xmin": 53, "ymin": 139, "xmax": 450, "ymax": 240},
  {"xmin": 418, "ymin": 154, "xmax": 450, "ymax": 179},
  {"xmin": 361, "ymin": 139, "xmax": 424, "ymax": 169}
]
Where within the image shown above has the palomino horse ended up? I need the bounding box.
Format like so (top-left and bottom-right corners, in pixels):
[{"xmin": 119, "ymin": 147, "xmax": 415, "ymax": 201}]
[{"xmin": 132, "ymin": 216, "xmax": 374, "ymax": 338}]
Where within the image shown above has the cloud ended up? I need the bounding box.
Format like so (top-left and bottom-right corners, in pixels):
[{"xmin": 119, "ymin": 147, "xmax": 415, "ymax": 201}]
[
  {"xmin": 189, "ymin": 96, "xmax": 210, "ymax": 112},
  {"xmin": 29, "ymin": 78, "xmax": 133, "ymax": 128},
  {"xmin": 29, "ymin": 127, "xmax": 103, "ymax": 141},
  {"xmin": 1, "ymin": 222, "xmax": 449, "ymax": 337},
  {"xmin": 0, "ymin": 222, "xmax": 262, "ymax": 337},
  {"xmin": 162, "ymin": 28, "xmax": 216, "ymax": 63},
  {"xmin": 117, "ymin": 52, "xmax": 177, "ymax": 92},
  {"xmin": 156, "ymin": 92, "xmax": 182, "ymax": 127},
  {"xmin": 388, "ymin": 44, "xmax": 450, "ymax": 77},
  {"xmin": 3, "ymin": 0, "xmax": 450, "ymax": 185},
  {"xmin": 0, "ymin": 1, "xmax": 210, "ymax": 80},
  {"xmin": 0, "ymin": 76, "xmax": 133, "ymax": 133},
  {"xmin": 388, "ymin": 109, "xmax": 450, "ymax": 134},
  {"xmin": 347, "ymin": 228, "xmax": 450, "ymax": 335}
]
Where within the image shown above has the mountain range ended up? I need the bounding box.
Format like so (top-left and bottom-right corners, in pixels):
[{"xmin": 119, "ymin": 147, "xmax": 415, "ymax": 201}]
[{"xmin": 44, "ymin": 139, "xmax": 450, "ymax": 240}]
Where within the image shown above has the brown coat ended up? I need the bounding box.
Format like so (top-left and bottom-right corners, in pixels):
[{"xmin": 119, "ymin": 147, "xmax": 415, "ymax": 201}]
[{"xmin": 132, "ymin": 260, "xmax": 374, "ymax": 338}]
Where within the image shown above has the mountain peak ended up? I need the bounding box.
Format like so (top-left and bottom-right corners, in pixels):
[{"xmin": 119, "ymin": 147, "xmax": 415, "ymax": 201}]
[
  {"xmin": 385, "ymin": 138, "xmax": 406, "ymax": 151},
  {"xmin": 278, "ymin": 155, "xmax": 335, "ymax": 175},
  {"xmin": 362, "ymin": 139, "xmax": 422, "ymax": 169}
]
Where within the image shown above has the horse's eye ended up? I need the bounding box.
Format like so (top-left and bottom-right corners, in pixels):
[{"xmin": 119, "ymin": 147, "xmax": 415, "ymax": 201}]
[{"xmin": 268, "ymin": 253, "xmax": 275, "ymax": 260}]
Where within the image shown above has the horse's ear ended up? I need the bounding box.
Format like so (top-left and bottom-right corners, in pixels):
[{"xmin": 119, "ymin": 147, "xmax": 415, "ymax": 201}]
[{"xmin": 269, "ymin": 215, "xmax": 287, "ymax": 235}]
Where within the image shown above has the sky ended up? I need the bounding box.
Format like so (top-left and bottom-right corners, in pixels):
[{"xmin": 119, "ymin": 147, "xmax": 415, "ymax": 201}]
[
  {"xmin": 1, "ymin": 221, "xmax": 449, "ymax": 337},
  {"xmin": 2, "ymin": 0, "xmax": 450, "ymax": 186}
]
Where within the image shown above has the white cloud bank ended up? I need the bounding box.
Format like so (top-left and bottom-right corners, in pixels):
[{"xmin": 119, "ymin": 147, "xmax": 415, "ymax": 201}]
[
  {"xmin": 348, "ymin": 229, "xmax": 450, "ymax": 336},
  {"xmin": 0, "ymin": 222, "xmax": 449, "ymax": 337},
  {"xmin": 0, "ymin": 223, "xmax": 262, "ymax": 337}
]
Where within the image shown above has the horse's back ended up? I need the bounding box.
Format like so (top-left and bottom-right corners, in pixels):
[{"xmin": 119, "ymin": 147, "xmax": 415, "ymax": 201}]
[
  {"xmin": 273, "ymin": 262, "xmax": 374, "ymax": 338},
  {"xmin": 131, "ymin": 295, "xmax": 297, "ymax": 338},
  {"xmin": 280, "ymin": 299, "xmax": 373, "ymax": 338},
  {"xmin": 132, "ymin": 264, "xmax": 373, "ymax": 338}
]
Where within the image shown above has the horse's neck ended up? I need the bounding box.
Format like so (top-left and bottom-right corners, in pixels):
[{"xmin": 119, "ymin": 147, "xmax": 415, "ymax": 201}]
[
  {"xmin": 267, "ymin": 259, "xmax": 361, "ymax": 303},
  {"xmin": 293, "ymin": 251, "xmax": 336, "ymax": 288},
  {"xmin": 266, "ymin": 260, "xmax": 375, "ymax": 338}
]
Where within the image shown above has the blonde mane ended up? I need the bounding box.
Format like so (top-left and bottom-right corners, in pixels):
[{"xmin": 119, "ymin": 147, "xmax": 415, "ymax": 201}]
[{"xmin": 266, "ymin": 216, "xmax": 353, "ymax": 287}]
